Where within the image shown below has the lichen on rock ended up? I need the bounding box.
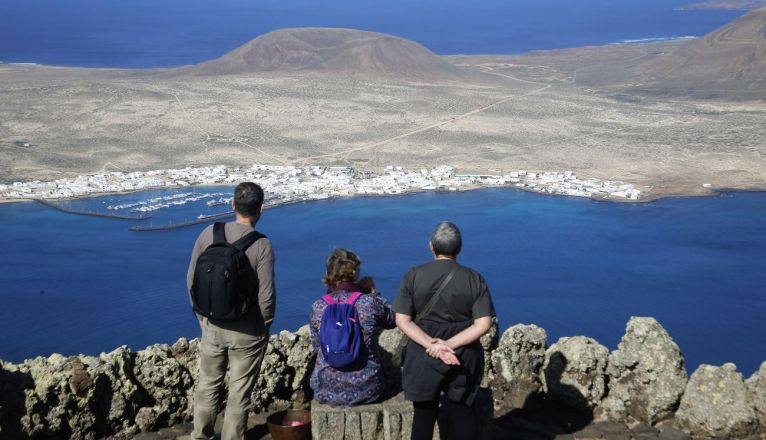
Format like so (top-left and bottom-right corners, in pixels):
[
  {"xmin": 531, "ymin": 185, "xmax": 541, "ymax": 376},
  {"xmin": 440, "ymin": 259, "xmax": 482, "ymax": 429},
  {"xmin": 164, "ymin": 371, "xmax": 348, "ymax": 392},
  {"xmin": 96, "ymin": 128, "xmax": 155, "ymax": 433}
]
[
  {"xmin": 132, "ymin": 343, "xmax": 195, "ymax": 431},
  {"xmin": 479, "ymin": 317, "xmax": 500, "ymax": 387},
  {"xmin": 675, "ymin": 362, "xmax": 758, "ymax": 438},
  {"xmin": 599, "ymin": 317, "xmax": 687, "ymax": 424},
  {"xmin": 542, "ymin": 336, "xmax": 609, "ymax": 410},
  {"xmin": 489, "ymin": 323, "xmax": 547, "ymax": 412},
  {"xmin": 250, "ymin": 326, "xmax": 315, "ymax": 412},
  {"xmin": 376, "ymin": 327, "xmax": 405, "ymax": 394},
  {"xmin": 746, "ymin": 361, "xmax": 766, "ymax": 432}
]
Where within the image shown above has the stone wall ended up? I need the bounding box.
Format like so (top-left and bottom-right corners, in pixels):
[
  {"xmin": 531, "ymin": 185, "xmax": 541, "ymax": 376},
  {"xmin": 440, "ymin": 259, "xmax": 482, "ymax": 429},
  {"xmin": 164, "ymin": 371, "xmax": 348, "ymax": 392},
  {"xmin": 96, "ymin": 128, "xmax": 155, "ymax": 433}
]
[
  {"xmin": 0, "ymin": 317, "xmax": 764, "ymax": 439},
  {"xmin": 0, "ymin": 328, "xmax": 314, "ymax": 440}
]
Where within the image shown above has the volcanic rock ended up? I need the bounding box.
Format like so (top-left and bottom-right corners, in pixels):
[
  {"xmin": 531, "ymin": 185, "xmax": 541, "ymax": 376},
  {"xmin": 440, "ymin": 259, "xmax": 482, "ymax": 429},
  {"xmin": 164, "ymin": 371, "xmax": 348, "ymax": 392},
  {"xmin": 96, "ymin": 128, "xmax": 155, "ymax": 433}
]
[
  {"xmin": 675, "ymin": 363, "xmax": 758, "ymax": 437},
  {"xmin": 542, "ymin": 336, "xmax": 609, "ymax": 410},
  {"xmin": 489, "ymin": 324, "xmax": 548, "ymax": 412},
  {"xmin": 746, "ymin": 361, "xmax": 766, "ymax": 431},
  {"xmin": 600, "ymin": 317, "xmax": 687, "ymax": 424}
]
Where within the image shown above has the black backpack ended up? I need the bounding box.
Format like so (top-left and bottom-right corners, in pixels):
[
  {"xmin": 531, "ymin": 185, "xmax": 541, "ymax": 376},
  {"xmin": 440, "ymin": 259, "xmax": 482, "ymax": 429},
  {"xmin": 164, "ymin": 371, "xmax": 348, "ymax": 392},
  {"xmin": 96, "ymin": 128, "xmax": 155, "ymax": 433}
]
[{"xmin": 191, "ymin": 222, "xmax": 266, "ymax": 321}]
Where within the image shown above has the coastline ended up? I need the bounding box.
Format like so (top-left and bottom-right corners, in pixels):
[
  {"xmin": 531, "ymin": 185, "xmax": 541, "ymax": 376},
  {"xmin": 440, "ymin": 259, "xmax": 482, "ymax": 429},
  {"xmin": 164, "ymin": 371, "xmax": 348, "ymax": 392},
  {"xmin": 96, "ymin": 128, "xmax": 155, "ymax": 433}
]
[
  {"xmin": 2, "ymin": 180, "xmax": 758, "ymax": 210},
  {"xmin": 0, "ymin": 165, "xmax": 644, "ymax": 216},
  {"xmin": 0, "ymin": 198, "xmax": 29, "ymax": 204},
  {"xmin": 0, "ymin": 182, "xmax": 236, "ymax": 205},
  {"xmin": 0, "ymin": 184, "xmax": 750, "ymax": 211}
]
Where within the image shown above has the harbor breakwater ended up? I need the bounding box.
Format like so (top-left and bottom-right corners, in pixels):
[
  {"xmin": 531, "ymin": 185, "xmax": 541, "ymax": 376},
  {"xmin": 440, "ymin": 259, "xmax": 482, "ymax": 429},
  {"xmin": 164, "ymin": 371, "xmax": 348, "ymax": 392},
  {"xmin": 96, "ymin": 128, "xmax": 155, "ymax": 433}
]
[
  {"xmin": 33, "ymin": 199, "xmax": 151, "ymax": 221},
  {"xmin": 0, "ymin": 317, "xmax": 764, "ymax": 439}
]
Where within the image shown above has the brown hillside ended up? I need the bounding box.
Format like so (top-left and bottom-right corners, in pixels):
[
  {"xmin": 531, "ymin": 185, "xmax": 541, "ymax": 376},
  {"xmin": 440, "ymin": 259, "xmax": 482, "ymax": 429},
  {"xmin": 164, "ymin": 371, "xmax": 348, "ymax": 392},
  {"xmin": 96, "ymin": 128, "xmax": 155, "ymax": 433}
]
[
  {"xmin": 631, "ymin": 6, "xmax": 766, "ymax": 93},
  {"xmin": 180, "ymin": 28, "xmax": 491, "ymax": 83}
]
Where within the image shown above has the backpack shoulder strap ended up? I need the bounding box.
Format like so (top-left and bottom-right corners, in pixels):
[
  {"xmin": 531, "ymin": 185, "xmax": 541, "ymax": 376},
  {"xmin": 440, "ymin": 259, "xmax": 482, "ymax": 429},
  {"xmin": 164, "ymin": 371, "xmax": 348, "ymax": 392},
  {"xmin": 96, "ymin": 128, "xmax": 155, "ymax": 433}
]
[
  {"xmin": 231, "ymin": 231, "xmax": 267, "ymax": 252},
  {"xmin": 322, "ymin": 291, "xmax": 362, "ymax": 306},
  {"xmin": 213, "ymin": 222, "xmax": 227, "ymax": 243},
  {"xmin": 345, "ymin": 291, "xmax": 363, "ymax": 305}
]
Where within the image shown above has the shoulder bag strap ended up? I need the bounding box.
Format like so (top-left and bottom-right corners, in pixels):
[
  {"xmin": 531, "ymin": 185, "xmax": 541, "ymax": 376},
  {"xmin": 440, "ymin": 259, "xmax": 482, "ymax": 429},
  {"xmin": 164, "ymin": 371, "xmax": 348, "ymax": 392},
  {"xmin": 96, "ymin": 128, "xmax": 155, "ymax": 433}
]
[
  {"xmin": 393, "ymin": 266, "xmax": 459, "ymax": 363},
  {"xmin": 414, "ymin": 266, "xmax": 458, "ymax": 324}
]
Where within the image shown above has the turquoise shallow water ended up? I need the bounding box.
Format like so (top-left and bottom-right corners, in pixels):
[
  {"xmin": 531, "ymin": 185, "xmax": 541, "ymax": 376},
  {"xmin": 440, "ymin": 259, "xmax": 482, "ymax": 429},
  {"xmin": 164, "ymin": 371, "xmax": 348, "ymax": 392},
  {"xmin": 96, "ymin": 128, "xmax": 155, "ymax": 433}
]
[{"xmin": 0, "ymin": 187, "xmax": 764, "ymax": 374}]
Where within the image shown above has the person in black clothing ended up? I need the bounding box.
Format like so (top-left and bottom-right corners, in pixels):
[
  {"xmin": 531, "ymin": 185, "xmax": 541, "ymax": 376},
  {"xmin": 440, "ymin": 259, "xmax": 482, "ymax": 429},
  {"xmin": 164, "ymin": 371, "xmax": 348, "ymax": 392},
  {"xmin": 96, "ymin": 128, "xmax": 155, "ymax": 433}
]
[{"xmin": 393, "ymin": 221, "xmax": 495, "ymax": 440}]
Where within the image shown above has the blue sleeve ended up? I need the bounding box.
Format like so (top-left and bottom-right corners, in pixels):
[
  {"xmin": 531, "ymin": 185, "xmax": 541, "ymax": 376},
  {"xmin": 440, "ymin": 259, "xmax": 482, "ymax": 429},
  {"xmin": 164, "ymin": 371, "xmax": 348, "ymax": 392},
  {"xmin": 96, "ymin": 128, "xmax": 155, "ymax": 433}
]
[{"xmin": 309, "ymin": 301, "xmax": 322, "ymax": 353}]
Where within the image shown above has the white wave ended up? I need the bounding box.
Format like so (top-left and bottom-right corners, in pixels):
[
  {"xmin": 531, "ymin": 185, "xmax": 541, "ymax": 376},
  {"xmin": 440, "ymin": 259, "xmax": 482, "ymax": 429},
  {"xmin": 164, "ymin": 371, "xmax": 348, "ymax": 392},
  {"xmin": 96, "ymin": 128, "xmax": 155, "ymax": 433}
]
[{"xmin": 611, "ymin": 36, "xmax": 697, "ymax": 45}]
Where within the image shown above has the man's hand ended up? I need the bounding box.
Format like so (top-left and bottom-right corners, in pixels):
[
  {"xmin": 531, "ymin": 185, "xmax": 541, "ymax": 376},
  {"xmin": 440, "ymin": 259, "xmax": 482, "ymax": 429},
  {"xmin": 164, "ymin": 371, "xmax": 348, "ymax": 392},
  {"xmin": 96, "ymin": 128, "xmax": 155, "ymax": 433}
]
[
  {"xmin": 425, "ymin": 342, "xmax": 444, "ymax": 357},
  {"xmin": 437, "ymin": 351, "xmax": 461, "ymax": 366},
  {"xmin": 396, "ymin": 314, "xmax": 460, "ymax": 366},
  {"xmin": 425, "ymin": 339, "xmax": 451, "ymax": 357},
  {"xmin": 426, "ymin": 340, "xmax": 460, "ymax": 365}
]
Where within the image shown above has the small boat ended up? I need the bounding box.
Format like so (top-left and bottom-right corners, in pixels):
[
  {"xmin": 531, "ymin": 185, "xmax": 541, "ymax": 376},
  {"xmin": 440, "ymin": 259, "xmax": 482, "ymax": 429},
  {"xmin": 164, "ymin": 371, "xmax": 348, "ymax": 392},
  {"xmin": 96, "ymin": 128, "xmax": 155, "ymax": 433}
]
[{"xmin": 206, "ymin": 197, "xmax": 231, "ymax": 207}]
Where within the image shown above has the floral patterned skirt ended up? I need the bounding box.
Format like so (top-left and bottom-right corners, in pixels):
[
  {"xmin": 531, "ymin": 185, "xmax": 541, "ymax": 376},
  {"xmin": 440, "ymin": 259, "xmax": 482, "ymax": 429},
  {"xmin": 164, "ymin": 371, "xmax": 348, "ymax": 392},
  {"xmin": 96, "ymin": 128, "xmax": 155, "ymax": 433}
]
[{"xmin": 310, "ymin": 361, "xmax": 386, "ymax": 407}]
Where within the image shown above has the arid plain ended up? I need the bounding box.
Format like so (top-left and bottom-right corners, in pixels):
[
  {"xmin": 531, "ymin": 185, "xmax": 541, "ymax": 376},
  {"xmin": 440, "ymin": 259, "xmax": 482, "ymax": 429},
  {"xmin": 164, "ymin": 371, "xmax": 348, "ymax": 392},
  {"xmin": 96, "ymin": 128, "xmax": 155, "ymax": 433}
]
[{"xmin": 1, "ymin": 12, "xmax": 765, "ymax": 200}]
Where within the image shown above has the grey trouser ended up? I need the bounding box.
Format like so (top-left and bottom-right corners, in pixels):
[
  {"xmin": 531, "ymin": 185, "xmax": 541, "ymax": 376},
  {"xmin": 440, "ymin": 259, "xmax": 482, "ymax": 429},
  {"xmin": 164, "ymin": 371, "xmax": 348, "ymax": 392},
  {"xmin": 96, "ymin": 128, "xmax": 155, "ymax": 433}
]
[{"xmin": 192, "ymin": 319, "xmax": 268, "ymax": 440}]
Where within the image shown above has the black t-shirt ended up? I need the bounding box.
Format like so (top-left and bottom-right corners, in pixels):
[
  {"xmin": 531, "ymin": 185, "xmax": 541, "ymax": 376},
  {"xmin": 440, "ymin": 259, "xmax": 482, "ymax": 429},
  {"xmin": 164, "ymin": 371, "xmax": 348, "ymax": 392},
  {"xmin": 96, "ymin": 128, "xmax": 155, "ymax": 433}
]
[{"xmin": 393, "ymin": 259, "xmax": 495, "ymax": 323}]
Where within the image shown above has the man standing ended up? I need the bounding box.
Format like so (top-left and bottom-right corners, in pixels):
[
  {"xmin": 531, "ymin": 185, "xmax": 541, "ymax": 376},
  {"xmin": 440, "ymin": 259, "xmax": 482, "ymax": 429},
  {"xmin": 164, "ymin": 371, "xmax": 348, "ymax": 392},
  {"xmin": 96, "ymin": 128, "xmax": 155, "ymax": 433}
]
[
  {"xmin": 187, "ymin": 182, "xmax": 275, "ymax": 440},
  {"xmin": 393, "ymin": 221, "xmax": 495, "ymax": 440}
]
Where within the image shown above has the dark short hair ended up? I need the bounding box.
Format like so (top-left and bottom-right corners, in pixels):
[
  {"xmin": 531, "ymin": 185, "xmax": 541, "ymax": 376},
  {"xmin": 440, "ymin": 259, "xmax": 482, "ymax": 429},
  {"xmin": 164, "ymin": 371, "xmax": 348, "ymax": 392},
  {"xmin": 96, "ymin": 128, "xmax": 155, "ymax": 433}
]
[
  {"xmin": 322, "ymin": 249, "xmax": 361, "ymax": 287},
  {"xmin": 233, "ymin": 182, "xmax": 264, "ymax": 218},
  {"xmin": 430, "ymin": 221, "xmax": 462, "ymax": 257}
]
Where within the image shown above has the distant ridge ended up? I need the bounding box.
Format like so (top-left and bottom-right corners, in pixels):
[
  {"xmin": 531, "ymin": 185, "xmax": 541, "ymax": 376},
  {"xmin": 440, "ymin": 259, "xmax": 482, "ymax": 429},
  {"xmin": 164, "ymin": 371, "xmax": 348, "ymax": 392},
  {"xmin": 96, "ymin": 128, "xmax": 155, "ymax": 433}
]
[
  {"xmin": 179, "ymin": 28, "xmax": 492, "ymax": 83},
  {"xmin": 630, "ymin": 6, "xmax": 766, "ymax": 92}
]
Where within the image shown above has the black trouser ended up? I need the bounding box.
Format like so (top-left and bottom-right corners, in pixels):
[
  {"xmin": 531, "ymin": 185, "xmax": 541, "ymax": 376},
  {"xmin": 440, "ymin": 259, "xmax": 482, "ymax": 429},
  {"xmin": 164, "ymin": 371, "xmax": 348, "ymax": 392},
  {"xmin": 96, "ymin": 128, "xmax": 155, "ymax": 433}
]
[{"xmin": 411, "ymin": 398, "xmax": 476, "ymax": 440}]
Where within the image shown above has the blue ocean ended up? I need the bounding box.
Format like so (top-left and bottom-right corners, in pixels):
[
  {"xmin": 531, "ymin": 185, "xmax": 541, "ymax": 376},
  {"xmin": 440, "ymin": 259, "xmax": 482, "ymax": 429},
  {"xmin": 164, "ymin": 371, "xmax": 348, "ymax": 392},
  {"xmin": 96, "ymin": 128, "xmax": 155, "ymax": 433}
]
[
  {"xmin": 0, "ymin": 0, "xmax": 744, "ymax": 67},
  {"xmin": 1, "ymin": 188, "xmax": 765, "ymax": 375}
]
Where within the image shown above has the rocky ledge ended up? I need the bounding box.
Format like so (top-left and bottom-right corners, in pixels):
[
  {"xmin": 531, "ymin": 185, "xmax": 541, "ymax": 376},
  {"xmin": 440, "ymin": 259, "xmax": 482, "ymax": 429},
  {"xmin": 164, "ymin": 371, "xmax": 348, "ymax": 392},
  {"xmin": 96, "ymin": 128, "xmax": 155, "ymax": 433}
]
[{"xmin": 0, "ymin": 317, "xmax": 764, "ymax": 439}]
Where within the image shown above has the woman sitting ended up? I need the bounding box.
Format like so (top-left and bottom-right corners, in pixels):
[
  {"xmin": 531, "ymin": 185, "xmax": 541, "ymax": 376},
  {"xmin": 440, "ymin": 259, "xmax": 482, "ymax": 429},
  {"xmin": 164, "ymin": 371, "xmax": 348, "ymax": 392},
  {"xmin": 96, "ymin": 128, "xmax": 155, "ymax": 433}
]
[{"xmin": 309, "ymin": 249, "xmax": 396, "ymax": 406}]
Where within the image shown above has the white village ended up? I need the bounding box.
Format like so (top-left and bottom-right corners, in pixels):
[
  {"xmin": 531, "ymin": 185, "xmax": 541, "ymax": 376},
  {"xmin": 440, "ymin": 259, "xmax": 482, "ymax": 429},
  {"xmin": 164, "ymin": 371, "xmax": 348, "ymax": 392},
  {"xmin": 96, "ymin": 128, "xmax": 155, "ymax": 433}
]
[{"xmin": 0, "ymin": 164, "xmax": 641, "ymax": 212}]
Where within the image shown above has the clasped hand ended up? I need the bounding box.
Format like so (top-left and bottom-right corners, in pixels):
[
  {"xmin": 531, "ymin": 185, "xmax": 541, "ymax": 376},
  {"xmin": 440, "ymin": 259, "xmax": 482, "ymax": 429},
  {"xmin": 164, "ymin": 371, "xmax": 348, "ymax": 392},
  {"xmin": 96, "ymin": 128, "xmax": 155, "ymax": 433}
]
[{"xmin": 425, "ymin": 338, "xmax": 460, "ymax": 366}]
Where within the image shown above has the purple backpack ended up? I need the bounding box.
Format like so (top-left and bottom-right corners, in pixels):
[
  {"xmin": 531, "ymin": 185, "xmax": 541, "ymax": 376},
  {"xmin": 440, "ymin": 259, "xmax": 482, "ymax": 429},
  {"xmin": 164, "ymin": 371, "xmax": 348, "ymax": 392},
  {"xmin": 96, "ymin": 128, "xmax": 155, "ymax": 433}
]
[{"xmin": 319, "ymin": 292, "xmax": 363, "ymax": 369}]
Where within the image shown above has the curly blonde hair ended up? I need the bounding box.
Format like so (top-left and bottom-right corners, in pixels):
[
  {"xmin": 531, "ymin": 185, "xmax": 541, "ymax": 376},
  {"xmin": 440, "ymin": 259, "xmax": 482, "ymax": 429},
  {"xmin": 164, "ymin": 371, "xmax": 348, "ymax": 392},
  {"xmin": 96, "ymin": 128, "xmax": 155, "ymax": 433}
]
[{"xmin": 322, "ymin": 249, "xmax": 361, "ymax": 287}]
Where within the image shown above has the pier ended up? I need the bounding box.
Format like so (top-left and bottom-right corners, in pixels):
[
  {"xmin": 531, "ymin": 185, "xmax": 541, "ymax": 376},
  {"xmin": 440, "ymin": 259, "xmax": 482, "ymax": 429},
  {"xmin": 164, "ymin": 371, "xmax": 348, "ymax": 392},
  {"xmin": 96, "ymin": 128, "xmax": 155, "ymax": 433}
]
[
  {"xmin": 127, "ymin": 200, "xmax": 303, "ymax": 232},
  {"xmin": 34, "ymin": 199, "xmax": 151, "ymax": 220},
  {"xmin": 128, "ymin": 211, "xmax": 234, "ymax": 231}
]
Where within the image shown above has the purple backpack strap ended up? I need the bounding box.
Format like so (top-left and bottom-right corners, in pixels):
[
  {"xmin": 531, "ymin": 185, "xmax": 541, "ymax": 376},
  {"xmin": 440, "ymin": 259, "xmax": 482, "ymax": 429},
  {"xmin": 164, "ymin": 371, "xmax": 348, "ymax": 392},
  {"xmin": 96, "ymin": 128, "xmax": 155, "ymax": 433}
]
[
  {"xmin": 323, "ymin": 291, "xmax": 363, "ymax": 305},
  {"xmin": 345, "ymin": 291, "xmax": 363, "ymax": 305}
]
